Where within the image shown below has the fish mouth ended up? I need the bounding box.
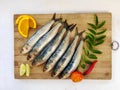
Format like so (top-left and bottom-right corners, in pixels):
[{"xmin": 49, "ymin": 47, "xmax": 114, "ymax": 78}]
[
  {"xmin": 21, "ymin": 45, "xmax": 31, "ymax": 54},
  {"xmin": 58, "ymin": 75, "xmax": 62, "ymax": 79},
  {"xmin": 43, "ymin": 67, "xmax": 47, "ymax": 72},
  {"xmin": 32, "ymin": 60, "xmax": 36, "ymax": 66},
  {"xmin": 27, "ymin": 53, "xmax": 35, "ymax": 61},
  {"xmin": 51, "ymin": 72, "xmax": 55, "ymax": 77},
  {"xmin": 20, "ymin": 49, "xmax": 28, "ymax": 54}
]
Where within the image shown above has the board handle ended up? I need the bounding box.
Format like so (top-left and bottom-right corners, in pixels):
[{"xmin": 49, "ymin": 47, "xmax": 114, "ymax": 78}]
[{"xmin": 111, "ymin": 41, "xmax": 119, "ymax": 51}]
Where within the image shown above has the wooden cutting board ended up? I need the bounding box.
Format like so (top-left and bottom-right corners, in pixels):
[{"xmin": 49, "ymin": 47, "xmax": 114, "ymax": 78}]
[{"xmin": 14, "ymin": 13, "xmax": 112, "ymax": 79}]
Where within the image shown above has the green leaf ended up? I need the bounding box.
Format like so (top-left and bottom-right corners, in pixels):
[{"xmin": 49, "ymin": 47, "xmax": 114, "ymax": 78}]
[
  {"xmin": 85, "ymin": 60, "xmax": 92, "ymax": 64},
  {"xmin": 86, "ymin": 36, "xmax": 94, "ymax": 45},
  {"xmin": 93, "ymin": 49, "xmax": 102, "ymax": 54},
  {"xmin": 97, "ymin": 21, "xmax": 106, "ymax": 29},
  {"xmin": 80, "ymin": 55, "xmax": 86, "ymax": 69},
  {"xmin": 87, "ymin": 39, "xmax": 94, "ymax": 46},
  {"xmin": 95, "ymin": 14, "xmax": 98, "ymax": 26},
  {"xmin": 86, "ymin": 35, "xmax": 94, "ymax": 42},
  {"xmin": 88, "ymin": 23, "xmax": 97, "ymax": 30},
  {"xmin": 95, "ymin": 35, "xmax": 106, "ymax": 41},
  {"xmin": 87, "ymin": 41, "xmax": 93, "ymax": 52},
  {"xmin": 97, "ymin": 29, "xmax": 106, "ymax": 35},
  {"xmin": 87, "ymin": 39, "xmax": 93, "ymax": 47},
  {"xmin": 81, "ymin": 64, "xmax": 86, "ymax": 69},
  {"xmin": 88, "ymin": 54, "xmax": 97, "ymax": 59},
  {"xmin": 86, "ymin": 32, "xmax": 95, "ymax": 40},
  {"xmin": 84, "ymin": 48, "xmax": 89, "ymax": 56},
  {"xmin": 88, "ymin": 28, "xmax": 96, "ymax": 35},
  {"xmin": 95, "ymin": 40, "xmax": 104, "ymax": 46}
]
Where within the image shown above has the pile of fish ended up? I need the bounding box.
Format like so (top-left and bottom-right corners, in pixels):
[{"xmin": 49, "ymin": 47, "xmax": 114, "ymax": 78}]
[{"xmin": 21, "ymin": 13, "xmax": 85, "ymax": 79}]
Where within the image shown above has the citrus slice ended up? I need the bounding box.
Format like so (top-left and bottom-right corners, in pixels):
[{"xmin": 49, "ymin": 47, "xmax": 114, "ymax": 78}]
[
  {"xmin": 15, "ymin": 15, "xmax": 27, "ymax": 24},
  {"xmin": 28, "ymin": 16, "xmax": 36, "ymax": 28},
  {"xmin": 26, "ymin": 64, "xmax": 30, "ymax": 77},
  {"xmin": 18, "ymin": 17, "xmax": 29, "ymax": 38},
  {"xmin": 16, "ymin": 15, "xmax": 36, "ymax": 28},
  {"xmin": 20, "ymin": 64, "xmax": 26, "ymax": 76}
]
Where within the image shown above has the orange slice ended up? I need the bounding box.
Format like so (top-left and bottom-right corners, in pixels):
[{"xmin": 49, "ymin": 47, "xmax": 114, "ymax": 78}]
[
  {"xmin": 16, "ymin": 15, "xmax": 36, "ymax": 28},
  {"xmin": 18, "ymin": 17, "xmax": 29, "ymax": 38}
]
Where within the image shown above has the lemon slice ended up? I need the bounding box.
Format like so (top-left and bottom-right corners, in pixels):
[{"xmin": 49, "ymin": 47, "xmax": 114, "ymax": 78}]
[
  {"xmin": 18, "ymin": 17, "xmax": 29, "ymax": 38},
  {"xmin": 16, "ymin": 15, "xmax": 36, "ymax": 28},
  {"xmin": 20, "ymin": 64, "xmax": 26, "ymax": 76},
  {"xmin": 26, "ymin": 64, "xmax": 30, "ymax": 77}
]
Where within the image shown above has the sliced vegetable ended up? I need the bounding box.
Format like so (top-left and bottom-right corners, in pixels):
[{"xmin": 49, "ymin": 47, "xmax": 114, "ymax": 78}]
[
  {"xmin": 18, "ymin": 17, "xmax": 29, "ymax": 38},
  {"xmin": 20, "ymin": 64, "xmax": 26, "ymax": 76},
  {"xmin": 26, "ymin": 64, "xmax": 30, "ymax": 77}
]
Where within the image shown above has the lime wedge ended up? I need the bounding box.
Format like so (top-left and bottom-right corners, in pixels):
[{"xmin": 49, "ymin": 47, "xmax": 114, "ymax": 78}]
[
  {"xmin": 20, "ymin": 64, "xmax": 26, "ymax": 76},
  {"xmin": 26, "ymin": 64, "xmax": 30, "ymax": 77}
]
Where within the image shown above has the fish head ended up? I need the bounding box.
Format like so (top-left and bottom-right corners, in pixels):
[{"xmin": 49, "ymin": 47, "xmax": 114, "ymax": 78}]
[
  {"xmin": 27, "ymin": 51, "xmax": 37, "ymax": 61},
  {"xmin": 43, "ymin": 62, "xmax": 53, "ymax": 72},
  {"xmin": 33, "ymin": 58, "xmax": 44, "ymax": 66},
  {"xmin": 59, "ymin": 72, "xmax": 70, "ymax": 79},
  {"xmin": 43, "ymin": 65, "xmax": 49, "ymax": 72},
  {"xmin": 51, "ymin": 71, "xmax": 57, "ymax": 77},
  {"xmin": 21, "ymin": 45, "xmax": 31, "ymax": 54},
  {"xmin": 43, "ymin": 60, "xmax": 54, "ymax": 72},
  {"xmin": 51, "ymin": 67, "xmax": 59, "ymax": 77}
]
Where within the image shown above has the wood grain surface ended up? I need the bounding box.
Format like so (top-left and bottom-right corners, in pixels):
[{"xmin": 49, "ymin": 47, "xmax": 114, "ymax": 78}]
[{"xmin": 14, "ymin": 13, "xmax": 112, "ymax": 79}]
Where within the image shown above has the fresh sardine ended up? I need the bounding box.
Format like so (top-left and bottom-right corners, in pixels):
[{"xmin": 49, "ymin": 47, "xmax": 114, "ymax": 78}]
[
  {"xmin": 21, "ymin": 13, "xmax": 59, "ymax": 54},
  {"xmin": 43, "ymin": 24, "xmax": 76, "ymax": 72},
  {"xmin": 27, "ymin": 21, "xmax": 62, "ymax": 61},
  {"xmin": 51, "ymin": 30, "xmax": 85, "ymax": 77},
  {"xmin": 32, "ymin": 21, "xmax": 70, "ymax": 66},
  {"xmin": 59, "ymin": 39, "xmax": 84, "ymax": 79}
]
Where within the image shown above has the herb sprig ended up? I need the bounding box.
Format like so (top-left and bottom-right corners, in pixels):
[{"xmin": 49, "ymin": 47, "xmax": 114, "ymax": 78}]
[{"xmin": 80, "ymin": 14, "xmax": 107, "ymax": 69}]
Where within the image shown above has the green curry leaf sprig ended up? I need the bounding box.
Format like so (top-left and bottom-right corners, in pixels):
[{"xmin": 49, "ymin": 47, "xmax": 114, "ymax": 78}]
[{"xmin": 80, "ymin": 14, "xmax": 107, "ymax": 69}]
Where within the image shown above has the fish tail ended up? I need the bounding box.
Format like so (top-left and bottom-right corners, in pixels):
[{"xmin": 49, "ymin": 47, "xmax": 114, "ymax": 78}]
[
  {"xmin": 52, "ymin": 13, "xmax": 62, "ymax": 21},
  {"xmin": 68, "ymin": 24, "xmax": 76, "ymax": 32},
  {"xmin": 75, "ymin": 27, "xmax": 85, "ymax": 37}
]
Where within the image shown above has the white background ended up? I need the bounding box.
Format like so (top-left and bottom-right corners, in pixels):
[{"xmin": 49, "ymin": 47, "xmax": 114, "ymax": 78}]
[{"xmin": 0, "ymin": 0, "xmax": 120, "ymax": 90}]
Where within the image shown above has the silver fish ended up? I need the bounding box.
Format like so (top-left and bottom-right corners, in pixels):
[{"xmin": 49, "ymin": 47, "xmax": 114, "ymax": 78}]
[
  {"xmin": 32, "ymin": 22, "xmax": 68, "ymax": 66},
  {"xmin": 52, "ymin": 30, "xmax": 85, "ymax": 77},
  {"xmin": 43, "ymin": 24, "xmax": 76, "ymax": 72},
  {"xmin": 59, "ymin": 39, "xmax": 84, "ymax": 79},
  {"xmin": 21, "ymin": 13, "xmax": 58, "ymax": 54},
  {"xmin": 27, "ymin": 21, "xmax": 62, "ymax": 61}
]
